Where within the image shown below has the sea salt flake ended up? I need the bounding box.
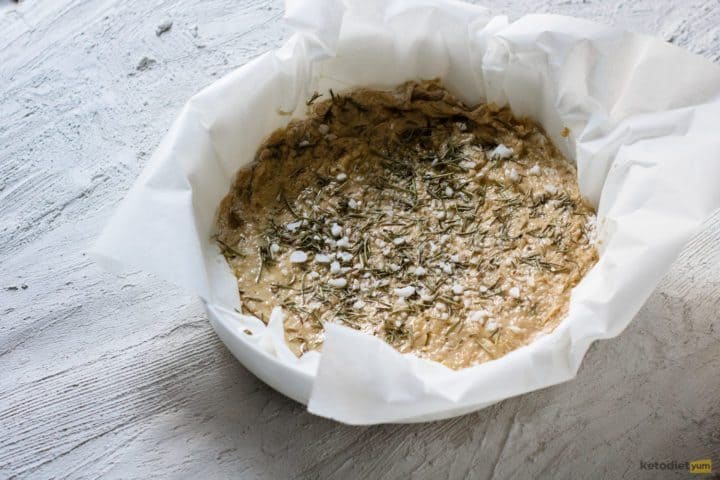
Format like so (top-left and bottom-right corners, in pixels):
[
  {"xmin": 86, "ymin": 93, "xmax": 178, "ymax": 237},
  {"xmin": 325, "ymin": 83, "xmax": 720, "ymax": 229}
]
[
  {"xmin": 315, "ymin": 253, "xmax": 331, "ymax": 264},
  {"xmin": 394, "ymin": 286, "xmax": 416, "ymax": 298},
  {"xmin": 491, "ymin": 144, "xmax": 513, "ymax": 160},
  {"xmin": 289, "ymin": 251, "xmax": 308, "ymax": 263},
  {"xmin": 331, "ymin": 223, "xmax": 343, "ymax": 238},
  {"xmin": 286, "ymin": 220, "xmax": 302, "ymax": 232},
  {"xmin": 328, "ymin": 278, "xmax": 347, "ymax": 288}
]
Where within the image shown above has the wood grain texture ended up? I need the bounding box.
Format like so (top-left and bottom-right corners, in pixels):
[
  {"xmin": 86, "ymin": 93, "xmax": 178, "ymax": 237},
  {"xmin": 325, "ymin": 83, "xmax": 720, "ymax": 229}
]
[{"xmin": 1, "ymin": 0, "xmax": 719, "ymax": 478}]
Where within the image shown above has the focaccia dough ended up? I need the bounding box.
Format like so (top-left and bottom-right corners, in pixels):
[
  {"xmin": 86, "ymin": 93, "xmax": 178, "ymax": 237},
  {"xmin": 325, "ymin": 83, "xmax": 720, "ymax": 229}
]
[{"xmin": 217, "ymin": 80, "xmax": 598, "ymax": 370}]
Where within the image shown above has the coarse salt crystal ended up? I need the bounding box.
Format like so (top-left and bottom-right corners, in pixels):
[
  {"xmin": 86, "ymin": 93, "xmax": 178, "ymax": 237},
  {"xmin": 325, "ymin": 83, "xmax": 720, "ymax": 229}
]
[
  {"xmin": 315, "ymin": 253, "xmax": 331, "ymax": 264},
  {"xmin": 394, "ymin": 286, "xmax": 416, "ymax": 298},
  {"xmin": 528, "ymin": 164, "xmax": 541, "ymax": 176},
  {"xmin": 289, "ymin": 251, "xmax": 308, "ymax": 263},
  {"xmin": 352, "ymin": 299, "xmax": 365, "ymax": 309},
  {"xmin": 330, "ymin": 261, "xmax": 341, "ymax": 275},
  {"xmin": 444, "ymin": 186, "xmax": 454, "ymax": 197},
  {"xmin": 308, "ymin": 271, "xmax": 320, "ymax": 280},
  {"xmin": 328, "ymin": 278, "xmax": 347, "ymax": 288},
  {"xmin": 298, "ymin": 140, "xmax": 310, "ymax": 147},
  {"xmin": 325, "ymin": 133, "xmax": 337, "ymax": 141},
  {"xmin": 414, "ymin": 266, "xmax": 427, "ymax": 276},
  {"xmin": 270, "ymin": 243, "xmax": 280, "ymax": 254},
  {"xmin": 508, "ymin": 168, "xmax": 520, "ymax": 182},
  {"xmin": 485, "ymin": 319, "xmax": 499, "ymax": 330},
  {"xmin": 348, "ymin": 199, "xmax": 358, "ymax": 209},
  {"xmin": 338, "ymin": 252, "xmax": 353, "ymax": 263},
  {"xmin": 479, "ymin": 285, "xmax": 488, "ymax": 293},
  {"xmin": 336, "ymin": 236, "xmax": 351, "ymax": 249},
  {"xmin": 318, "ymin": 123, "xmax": 329, "ymax": 134},
  {"xmin": 331, "ymin": 223, "xmax": 343, "ymax": 238},
  {"xmin": 286, "ymin": 220, "xmax": 302, "ymax": 232},
  {"xmin": 393, "ymin": 237, "xmax": 405, "ymax": 246},
  {"xmin": 452, "ymin": 284, "xmax": 465, "ymax": 295},
  {"xmin": 459, "ymin": 160, "xmax": 476, "ymax": 170},
  {"xmin": 544, "ymin": 184, "xmax": 558, "ymax": 194},
  {"xmin": 336, "ymin": 172, "xmax": 347, "ymax": 182},
  {"xmin": 490, "ymin": 144, "xmax": 513, "ymax": 160},
  {"xmin": 389, "ymin": 263, "xmax": 401, "ymax": 272},
  {"xmin": 508, "ymin": 286, "xmax": 520, "ymax": 298}
]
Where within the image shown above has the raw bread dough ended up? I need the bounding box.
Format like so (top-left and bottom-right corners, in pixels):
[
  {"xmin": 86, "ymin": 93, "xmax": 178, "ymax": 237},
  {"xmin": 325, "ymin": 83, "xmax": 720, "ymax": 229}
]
[{"xmin": 217, "ymin": 80, "xmax": 598, "ymax": 370}]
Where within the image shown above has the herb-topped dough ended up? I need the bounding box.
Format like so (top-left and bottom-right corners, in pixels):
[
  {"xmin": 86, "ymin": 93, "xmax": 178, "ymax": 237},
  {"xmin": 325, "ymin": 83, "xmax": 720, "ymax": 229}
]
[{"xmin": 217, "ymin": 80, "xmax": 598, "ymax": 370}]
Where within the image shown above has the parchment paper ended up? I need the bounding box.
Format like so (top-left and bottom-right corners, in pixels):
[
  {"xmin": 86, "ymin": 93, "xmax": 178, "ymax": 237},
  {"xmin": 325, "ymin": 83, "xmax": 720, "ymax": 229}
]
[{"xmin": 94, "ymin": 0, "xmax": 720, "ymax": 424}]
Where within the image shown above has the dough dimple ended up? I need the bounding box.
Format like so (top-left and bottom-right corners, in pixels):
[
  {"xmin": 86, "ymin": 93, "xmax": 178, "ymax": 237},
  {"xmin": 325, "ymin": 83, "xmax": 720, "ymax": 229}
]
[{"xmin": 216, "ymin": 79, "xmax": 598, "ymax": 370}]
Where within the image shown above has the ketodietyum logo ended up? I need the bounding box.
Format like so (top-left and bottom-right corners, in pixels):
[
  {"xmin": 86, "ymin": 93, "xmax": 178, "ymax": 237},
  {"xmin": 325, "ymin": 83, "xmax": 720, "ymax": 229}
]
[
  {"xmin": 690, "ymin": 459, "xmax": 713, "ymax": 474},
  {"xmin": 639, "ymin": 459, "xmax": 712, "ymax": 474}
]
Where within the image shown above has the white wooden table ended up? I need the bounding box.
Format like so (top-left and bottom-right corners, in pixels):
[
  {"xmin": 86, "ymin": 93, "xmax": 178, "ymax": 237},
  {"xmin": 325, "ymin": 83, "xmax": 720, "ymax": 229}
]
[{"xmin": 2, "ymin": 0, "xmax": 719, "ymax": 478}]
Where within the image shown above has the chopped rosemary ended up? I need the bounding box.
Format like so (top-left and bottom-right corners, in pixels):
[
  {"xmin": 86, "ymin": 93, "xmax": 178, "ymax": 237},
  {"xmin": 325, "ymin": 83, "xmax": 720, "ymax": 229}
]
[{"xmin": 215, "ymin": 80, "xmax": 599, "ymax": 370}]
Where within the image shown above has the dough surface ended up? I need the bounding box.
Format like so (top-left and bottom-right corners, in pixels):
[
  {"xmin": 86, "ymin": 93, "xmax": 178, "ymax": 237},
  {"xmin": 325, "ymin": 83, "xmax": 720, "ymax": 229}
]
[{"xmin": 217, "ymin": 80, "xmax": 598, "ymax": 370}]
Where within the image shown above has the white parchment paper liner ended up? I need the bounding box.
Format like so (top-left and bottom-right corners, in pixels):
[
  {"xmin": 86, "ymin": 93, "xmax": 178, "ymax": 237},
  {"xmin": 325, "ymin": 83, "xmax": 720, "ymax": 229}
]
[{"xmin": 94, "ymin": 0, "xmax": 720, "ymax": 424}]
